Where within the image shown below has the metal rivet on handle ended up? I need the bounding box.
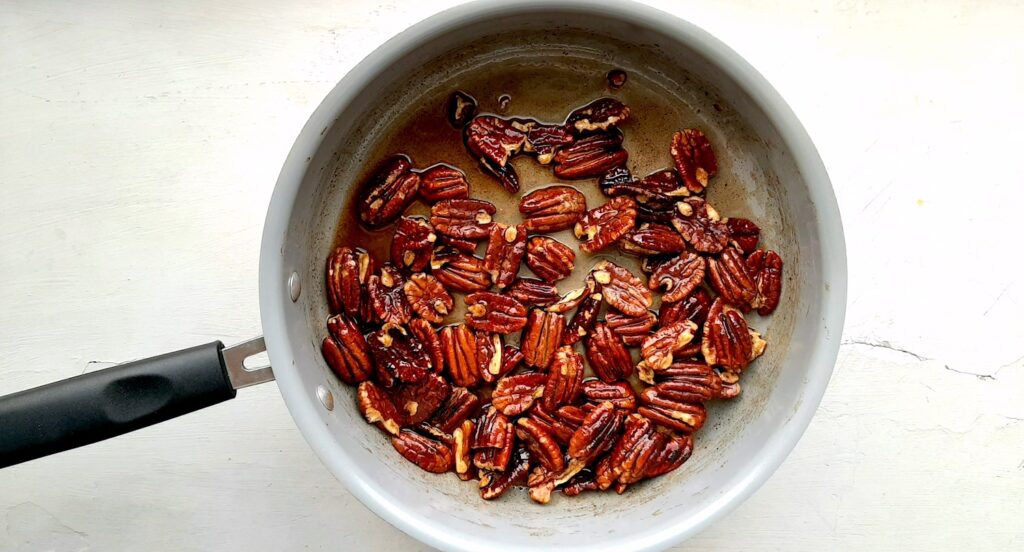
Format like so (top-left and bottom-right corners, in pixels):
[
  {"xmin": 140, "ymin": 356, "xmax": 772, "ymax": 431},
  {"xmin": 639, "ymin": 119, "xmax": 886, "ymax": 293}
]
[
  {"xmin": 316, "ymin": 385, "xmax": 334, "ymax": 411},
  {"xmin": 288, "ymin": 271, "xmax": 301, "ymax": 302}
]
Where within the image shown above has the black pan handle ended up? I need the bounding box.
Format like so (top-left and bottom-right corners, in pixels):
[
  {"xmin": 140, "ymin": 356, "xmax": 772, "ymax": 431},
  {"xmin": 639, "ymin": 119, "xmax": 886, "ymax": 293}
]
[{"xmin": 0, "ymin": 338, "xmax": 271, "ymax": 468}]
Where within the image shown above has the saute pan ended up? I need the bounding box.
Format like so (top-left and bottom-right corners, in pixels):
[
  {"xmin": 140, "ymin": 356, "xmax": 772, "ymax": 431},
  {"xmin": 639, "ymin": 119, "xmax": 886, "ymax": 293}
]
[{"xmin": 0, "ymin": 1, "xmax": 846, "ymax": 550}]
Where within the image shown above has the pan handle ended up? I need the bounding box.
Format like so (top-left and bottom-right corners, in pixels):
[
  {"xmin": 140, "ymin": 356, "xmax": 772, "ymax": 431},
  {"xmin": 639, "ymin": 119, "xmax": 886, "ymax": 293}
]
[{"xmin": 0, "ymin": 337, "xmax": 273, "ymax": 469}]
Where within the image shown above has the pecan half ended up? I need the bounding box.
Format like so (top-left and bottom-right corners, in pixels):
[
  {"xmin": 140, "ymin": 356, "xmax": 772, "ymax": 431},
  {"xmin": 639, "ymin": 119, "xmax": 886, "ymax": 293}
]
[
  {"xmin": 636, "ymin": 201, "xmax": 676, "ymax": 224},
  {"xmin": 472, "ymin": 404, "xmax": 510, "ymax": 450},
  {"xmin": 553, "ymin": 130, "xmax": 628, "ymax": 180},
  {"xmin": 430, "ymin": 198, "xmax": 496, "ymax": 240},
  {"xmin": 671, "ymin": 197, "xmax": 729, "ymax": 254},
  {"xmin": 447, "ymin": 91, "xmax": 477, "ymax": 129},
  {"xmin": 746, "ymin": 249, "xmax": 783, "ymax": 315},
  {"xmin": 323, "ymin": 314, "xmax": 373, "ymax": 385},
  {"xmin": 585, "ymin": 322, "xmax": 634, "ymax": 383},
  {"xmin": 592, "ymin": 261, "xmax": 652, "ymax": 317},
  {"xmin": 650, "ymin": 251, "xmax": 706, "ymax": 303},
  {"xmin": 528, "ymin": 466, "xmax": 556, "ymax": 505},
  {"xmin": 726, "ymin": 217, "xmax": 760, "ymax": 254},
  {"xmin": 473, "ymin": 411, "xmax": 516, "ymax": 472},
  {"xmin": 517, "ymin": 418, "xmax": 565, "ymax": 472},
  {"xmin": 528, "ymin": 404, "xmax": 578, "ymax": 446},
  {"xmin": 638, "ymin": 383, "xmax": 708, "ymax": 433},
  {"xmin": 562, "ymin": 470, "xmax": 600, "ymax": 496},
  {"xmin": 558, "ymin": 402, "xmax": 624, "ymax": 484},
  {"xmin": 638, "ymin": 169, "xmax": 690, "ymax": 199},
  {"xmin": 492, "ymin": 373, "xmax": 546, "ymax": 416},
  {"xmin": 525, "ymin": 236, "xmax": 575, "ymax": 283},
  {"xmin": 464, "ymin": 116, "xmax": 526, "ymax": 169},
  {"xmin": 644, "ymin": 434, "xmax": 694, "ymax": 478},
  {"xmin": 431, "ymin": 248, "xmax": 490, "ymax": 293},
  {"xmin": 659, "ymin": 287, "xmax": 712, "ymax": 332},
  {"xmin": 403, "ymin": 273, "xmax": 453, "ymax": 324},
  {"xmin": 368, "ymin": 264, "xmax": 412, "ymax": 326},
  {"xmin": 439, "ymin": 234, "xmax": 478, "ymax": 254},
  {"xmin": 465, "ymin": 292, "xmax": 528, "ymax": 333},
  {"xmin": 426, "ymin": 386, "xmax": 480, "ymax": 435},
  {"xmin": 326, "ymin": 246, "xmax": 362, "ymax": 317},
  {"xmin": 391, "ymin": 216, "xmax": 436, "ymax": 272},
  {"xmin": 582, "ymin": 379, "xmax": 637, "ymax": 410},
  {"xmin": 519, "ymin": 186, "xmax": 587, "ymax": 233},
  {"xmin": 514, "ymin": 119, "xmax": 575, "ymax": 164},
  {"xmin": 358, "ymin": 155, "xmax": 420, "ymax": 228},
  {"xmin": 409, "ymin": 318, "xmax": 444, "ymax": 374},
  {"xmin": 650, "ymin": 361, "xmax": 721, "ymax": 402},
  {"xmin": 701, "ymin": 298, "xmax": 767, "ymax": 371},
  {"xmin": 357, "ymin": 380, "xmax": 405, "ymax": 435},
  {"xmin": 566, "ymin": 98, "xmax": 631, "ymax": 134},
  {"xmin": 483, "ymin": 223, "xmax": 527, "ymax": 289},
  {"xmin": 542, "ymin": 346, "xmax": 584, "ymax": 411},
  {"xmin": 520, "ymin": 309, "xmax": 567, "ymax": 369},
  {"xmin": 605, "ymin": 310, "xmax": 657, "ymax": 346},
  {"xmin": 474, "ymin": 330, "xmax": 501, "ymax": 384},
  {"xmin": 479, "ymin": 447, "xmax": 530, "ymax": 500},
  {"xmin": 618, "ymin": 223, "xmax": 688, "ymax": 256},
  {"xmin": 556, "ymin": 405, "xmax": 588, "ymax": 427},
  {"xmin": 714, "ymin": 368, "xmax": 742, "ymax": 399},
  {"xmin": 419, "ymin": 164, "xmax": 470, "ymax": 203},
  {"xmin": 563, "ymin": 292, "xmax": 602, "ymax": 345},
  {"xmin": 574, "ymin": 197, "xmax": 637, "ymax": 253},
  {"xmin": 390, "ymin": 373, "xmax": 451, "ymax": 425},
  {"xmin": 640, "ymin": 320, "xmax": 698, "ymax": 373},
  {"xmin": 368, "ymin": 323, "xmax": 433, "ymax": 386},
  {"xmin": 479, "ymin": 156, "xmax": 520, "ymax": 193},
  {"xmin": 670, "ymin": 129, "xmax": 717, "ymax": 194},
  {"xmin": 595, "ymin": 413, "xmax": 655, "ymax": 489},
  {"xmin": 507, "ymin": 278, "xmax": 560, "ymax": 308},
  {"xmin": 707, "ymin": 247, "xmax": 758, "ymax": 311},
  {"xmin": 546, "ymin": 277, "xmax": 595, "ymax": 314},
  {"xmin": 391, "ymin": 430, "xmax": 453, "ymax": 473},
  {"xmin": 598, "ymin": 166, "xmax": 636, "ymax": 197},
  {"xmin": 439, "ymin": 324, "xmax": 480, "ymax": 388},
  {"xmin": 453, "ymin": 419, "xmax": 475, "ymax": 481}
]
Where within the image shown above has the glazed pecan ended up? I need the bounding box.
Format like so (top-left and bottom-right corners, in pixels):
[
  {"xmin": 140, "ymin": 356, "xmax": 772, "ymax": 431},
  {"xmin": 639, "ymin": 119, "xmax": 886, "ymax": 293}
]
[
  {"xmin": 391, "ymin": 430, "xmax": 453, "ymax": 473},
  {"xmin": 482, "ymin": 342, "xmax": 523, "ymax": 384},
  {"xmin": 528, "ymin": 404, "xmax": 578, "ymax": 446},
  {"xmin": 546, "ymin": 277, "xmax": 596, "ymax": 314},
  {"xmin": 323, "ymin": 314, "xmax": 373, "ymax": 385},
  {"xmin": 474, "ymin": 331, "xmax": 502, "ymax": 384},
  {"xmin": 707, "ymin": 247, "xmax": 758, "ymax": 311},
  {"xmin": 638, "ymin": 384, "xmax": 708, "ymax": 433},
  {"xmin": 419, "ymin": 164, "xmax": 470, "ymax": 203},
  {"xmin": 638, "ymin": 169, "xmax": 690, "ymax": 199},
  {"xmin": 483, "ymin": 223, "xmax": 527, "ymax": 289},
  {"xmin": 430, "ymin": 198, "xmax": 496, "ymax": 240},
  {"xmin": 553, "ymin": 130, "xmax": 628, "ymax": 180},
  {"xmin": 358, "ymin": 155, "xmax": 420, "ymax": 228},
  {"xmin": 592, "ymin": 261, "xmax": 652, "ymax": 317},
  {"xmin": 714, "ymin": 368, "xmax": 742, "ymax": 399},
  {"xmin": 644, "ymin": 434, "xmax": 694, "ymax": 478},
  {"xmin": 465, "ymin": 292, "xmax": 528, "ymax": 333},
  {"xmin": 368, "ymin": 264, "xmax": 412, "ymax": 326},
  {"xmin": 519, "ymin": 186, "xmax": 587, "ymax": 233},
  {"xmin": 563, "ymin": 292, "xmax": 602, "ymax": 346},
  {"xmin": 701, "ymin": 298, "xmax": 766, "ymax": 371},
  {"xmin": 464, "ymin": 116, "xmax": 526, "ymax": 169},
  {"xmin": 409, "ymin": 318, "xmax": 444, "ymax": 374},
  {"xmin": 390, "ymin": 373, "xmax": 451, "ymax": 425},
  {"xmin": 566, "ymin": 98, "xmax": 631, "ymax": 134},
  {"xmin": 542, "ymin": 346, "xmax": 585, "ymax": 411},
  {"xmin": 671, "ymin": 197, "xmax": 729, "ymax": 254},
  {"xmin": 650, "ymin": 361, "xmax": 721, "ymax": 403},
  {"xmin": 618, "ymin": 223, "xmax": 688, "ymax": 256},
  {"xmin": 726, "ymin": 217, "xmax": 760, "ymax": 254},
  {"xmin": 431, "ymin": 249, "xmax": 490, "ymax": 293},
  {"xmin": 525, "ymin": 236, "xmax": 575, "ymax": 283},
  {"xmin": 447, "ymin": 91, "xmax": 477, "ymax": 129},
  {"xmin": 595, "ymin": 413, "xmax": 655, "ymax": 490},
  {"xmin": 650, "ymin": 251, "xmax": 706, "ymax": 303},
  {"xmin": 369, "ymin": 323, "xmax": 433, "ymax": 386},
  {"xmin": 605, "ymin": 310, "xmax": 657, "ymax": 346},
  {"xmin": 426, "ymin": 386, "xmax": 480, "ymax": 435},
  {"xmin": 516, "ymin": 418, "xmax": 565, "ymax": 472},
  {"xmin": 513, "ymin": 119, "xmax": 575, "ymax": 164},
  {"xmin": 561, "ymin": 470, "xmax": 600, "ymax": 497},
  {"xmin": 479, "ymin": 447, "xmax": 530, "ymax": 500},
  {"xmin": 598, "ymin": 166, "xmax": 636, "ymax": 197},
  {"xmin": 746, "ymin": 249, "xmax": 783, "ymax": 315},
  {"xmin": 556, "ymin": 405, "xmax": 588, "ymax": 427},
  {"xmin": 506, "ymin": 278, "xmax": 560, "ymax": 308},
  {"xmin": 357, "ymin": 380, "xmax": 405, "ymax": 435},
  {"xmin": 403, "ymin": 273, "xmax": 453, "ymax": 324},
  {"xmin": 453, "ymin": 419, "xmax": 475, "ymax": 481},
  {"xmin": 439, "ymin": 324, "xmax": 480, "ymax": 388},
  {"xmin": 558, "ymin": 402, "xmax": 624, "ymax": 484},
  {"xmin": 326, "ymin": 246, "xmax": 361, "ymax": 317},
  {"xmin": 585, "ymin": 322, "xmax": 634, "ymax": 383},
  {"xmin": 582, "ymin": 379, "xmax": 637, "ymax": 411},
  {"xmin": 640, "ymin": 320, "xmax": 698, "ymax": 372},
  {"xmin": 472, "ymin": 404, "xmax": 511, "ymax": 450},
  {"xmin": 659, "ymin": 287, "xmax": 712, "ymax": 332},
  {"xmin": 473, "ymin": 412, "xmax": 515, "ymax": 472},
  {"xmin": 636, "ymin": 201, "xmax": 676, "ymax": 224},
  {"xmin": 574, "ymin": 197, "xmax": 637, "ymax": 253},
  {"xmin": 492, "ymin": 373, "xmax": 546, "ymax": 416},
  {"xmin": 391, "ymin": 216, "xmax": 436, "ymax": 272},
  {"xmin": 439, "ymin": 234, "xmax": 478, "ymax": 254},
  {"xmin": 520, "ymin": 309, "xmax": 566, "ymax": 369},
  {"xmin": 479, "ymin": 156, "xmax": 520, "ymax": 193},
  {"xmin": 528, "ymin": 466, "xmax": 556, "ymax": 505},
  {"xmin": 670, "ymin": 129, "xmax": 717, "ymax": 194}
]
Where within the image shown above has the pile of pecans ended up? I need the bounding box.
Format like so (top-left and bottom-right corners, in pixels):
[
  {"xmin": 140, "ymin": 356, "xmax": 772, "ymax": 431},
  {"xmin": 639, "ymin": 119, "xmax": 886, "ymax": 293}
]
[{"xmin": 322, "ymin": 92, "xmax": 783, "ymax": 503}]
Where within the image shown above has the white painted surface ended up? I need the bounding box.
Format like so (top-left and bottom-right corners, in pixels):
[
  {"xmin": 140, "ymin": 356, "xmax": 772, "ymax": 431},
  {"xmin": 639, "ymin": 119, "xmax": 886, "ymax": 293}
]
[{"xmin": 0, "ymin": 1, "xmax": 1021, "ymax": 550}]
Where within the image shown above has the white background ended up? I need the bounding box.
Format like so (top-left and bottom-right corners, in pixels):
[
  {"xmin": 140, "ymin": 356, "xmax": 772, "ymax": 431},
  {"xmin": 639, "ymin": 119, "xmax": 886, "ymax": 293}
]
[{"xmin": 2, "ymin": 1, "xmax": 1023, "ymax": 550}]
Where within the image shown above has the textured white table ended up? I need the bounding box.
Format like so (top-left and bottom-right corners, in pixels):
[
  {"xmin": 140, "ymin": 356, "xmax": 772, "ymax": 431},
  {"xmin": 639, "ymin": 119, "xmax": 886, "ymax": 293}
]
[{"xmin": 2, "ymin": 1, "xmax": 1022, "ymax": 550}]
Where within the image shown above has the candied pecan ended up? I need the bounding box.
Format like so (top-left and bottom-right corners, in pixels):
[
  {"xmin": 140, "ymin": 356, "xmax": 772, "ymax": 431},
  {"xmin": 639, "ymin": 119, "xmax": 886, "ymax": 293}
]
[
  {"xmin": 492, "ymin": 372, "xmax": 546, "ymax": 416},
  {"xmin": 556, "ymin": 405, "xmax": 588, "ymax": 427},
  {"xmin": 595, "ymin": 413, "xmax": 655, "ymax": 489},
  {"xmin": 431, "ymin": 249, "xmax": 490, "ymax": 293},
  {"xmin": 672, "ymin": 197, "xmax": 729, "ymax": 254},
  {"xmin": 520, "ymin": 309, "xmax": 566, "ymax": 369},
  {"xmin": 475, "ymin": 330, "xmax": 501, "ymax": 384},
  {"xmin": 465, "ymin": 292, "xmax": 528, "ymax": 333},
  {"xmin": 326, "ymin": 246, "xmax": 360, "ymax": 317},
  {"xmin": 430, "ymin": 198, "xmax": 496, "ymax": 240},
  {"xmin": 473, "ymin": 418, "xmax": 515, "ymax": 471},
  {"xmin": 479, "ymin": 156, "xmax": 520, "ymax": 193},
  {"xmin": 370, "ymin": 324, "xmax": 433, "ymax": 386},
  {"xmin": 562, "ymin": 470, "xmax": 599, "ymax": 496},
  {"xmin": 391, "ymin": 216, "xmax": 436, "ymax": 272},
  {"xmin": 513, "ymin": 119, "xmax": 575, "ymax": 164},
  {"xmin": 747, "ymin": 249, "xmax": 783, "ymax": 315},
  {"xmin": 390, "ymin": 373, "xmax": 451, "ymax": 425},
  {"xmin": 357, "ymin": 381, "xmax": 405, "ymax": 435},
  {"xmin": 525, "ymin": 236, "xmax": 575, "ymax": 283},
  {"xmin": 439, "ymin": 324, "xmax": 480, "ymax": 388},
  {"xmin": 605, "ymin": 310, "xmax": 657, "ymax": 346},
  {"xmin": 517, "ymin": 418, "xmax": 565, "ymax": 472},
  {"xmin": 447, "ymin": 91, "xmax": 477, "ymax": 129},
  {"xmin": 563, "ymin": 292, "xmax": 602, "ymax": 345},
  {"xmin": 727, "ymin": 217, "xmax": 761, "ymax": 254},
  {"xmin": 649, "ymin": 362, "xmax": 721, "ymax": 403},
  {"xmin": 619, "ymin": 223, "xmax": 688, "ymax": 256},
  {"xmin": 464, "ymin": 116, "xmax": 526, "ymax": 169},
  {"xmin": 479, "ymin": 447, "xmax": 530, "ymax": 500},
  {"xmin": 453, "ymin": 419, "xmax": 475, "ymax": 481},
  {"xmin": 472, "ymin": 405, "xmax": 510, "ymax": 449},
  {"xmin": 482, "ymin": 223, "xmax": 526, "ymax": 289},
  {"xmin": 368, "ymin": 264, "xmax": 412, "ymax": 326},
  {"xmin": 638, "ymin": 384, "xmax": 707, "ymax": 433},
  {"xmin": 546, "ymin": 277, "xmax": 595, "ymax": 314},
  {"xmin": 585, "ymin": 322, "xmax": 634, "ymax": 382},
  {"xmin": 527, "ymin": 404, "xmax": 578, "ymax": 446},
  {"xmin": 671, "ymin": 129, "xmax": 717, "ymax": 194},
  {"xmin": 659, "ymin": 288, "xmax": 712, "ymax": 332},
  {"xmin": 566, "ymin": 98, "xmax": 631, "ymax": 134},
  {"xmin": 542, "ymin": 346, "xmax": 584, "ymax": 411},
  {"xmin": 641, "ymin": 321, "xmax": 698, "ymax": 372},
  {"xmin": 574, "ymin": 197, "xmax": 637, "ymax": 253},
  {"xmin": 391, "ymin": 430, "xmax": 453, "ymax": 473},
  {"xmin": 582, "ymin": 379, "xmax": 637, "ymax": 410},
  {"xmin": 558, "ymin": 402, "xmax": 624, "ymax": 484},
  {"xmin": 419, "ymin": 164, "xmax": 470, "ymax": 203},
  {"xmin": 527, "ymin": 467, "xmax": 556, "ymax": 505},
  {"xmin": 702, "ymin": 298, "xmax": 766, "ymax": 371},
  {"xmin": 426, "ymin": 386, "xmax": 480, "ymax": 435},
  {"xmin": 598, "ymin": 165, "xmax": 636, "ymax": 197},
  {"xmin": 439, "ymin": 234, "xmax": 478, "ymax": 254},
  {"xmin": 636, "ymin": 200, "xmax": 676, "ymax": 224},
  {"xmin": 506, "ymin": 278, "xmax": 560, "ymax": 308},
  {"xmin": 358, "ymin": 155, "xmax": 420, "ymax": 228},
  {"xmin": 707, "ymin": 247, "xmax": 758, "ymax": 311},
  {"xmin": 323, "ymin": 314, "xmax": 373, "ymax": 385},
  {"xmin": 644, "ymin": 434, "xmax": 693, "ymax": 478},
  {"xmin": 714, "ymin": 368, "xmax": 742, "ymax": 399},
  {"xmin": 403, "ymin": 273, "xmax": 453, "ymax": 324},
  {"xmin": 592, "ymin": 261, "xmax": 652, "ymax": 317},
  {"xmin": 519, "ymin": 186, "xmax": 587, "ymax": 233},
  {"xmin": 650, "ymin": 251, "xmax": 706, "ymax": 303},
  {"xmin": 638, "ymin": 169, "xmax": 690, "ymax": 199},
  {"xmin": 553, "ymin": 130, "xmax": 628, "ymax": 179},
  {"xmin": 408, "ymin": 318, "xmax": 444, "ymax": 374}
]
